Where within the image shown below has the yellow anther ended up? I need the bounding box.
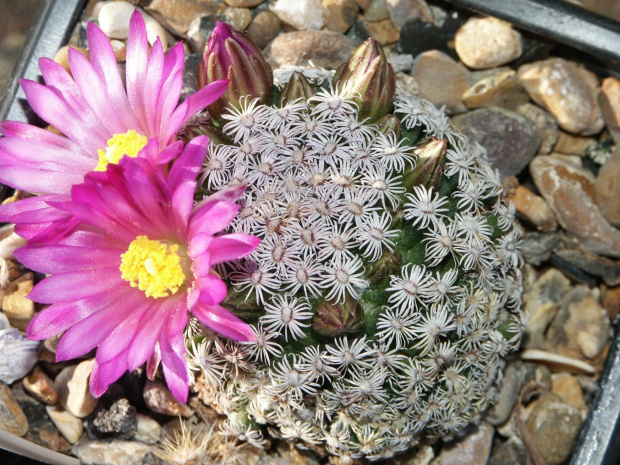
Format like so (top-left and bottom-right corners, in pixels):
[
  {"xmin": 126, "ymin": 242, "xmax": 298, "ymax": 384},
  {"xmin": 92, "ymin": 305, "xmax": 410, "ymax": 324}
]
[
  {"xmin": 120, "ymin": 235, "xmax": 186, "ymax": 299},
  {"xmin": 95, "ymin": 130, "xmax": 148, "ymax": 171}
]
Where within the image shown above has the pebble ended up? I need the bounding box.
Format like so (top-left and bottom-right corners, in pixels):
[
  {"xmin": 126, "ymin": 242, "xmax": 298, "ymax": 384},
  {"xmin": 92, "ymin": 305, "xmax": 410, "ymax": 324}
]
[
  {"xmin": 0, "ymin": 382, "xmax": 28, "ymax": 436},
  {"xmin": 142, "ymin": 0, "xmax": 225, "ymax": 37},
  {"xmin": 72, "ymin": 439, "xmax": 162, "ymax": 465},
  {"xmin": 411, "ymin": 50, "xmax": 468, "ymax": 114},
  {"xmin": 518, "ymin": 58, "xmax": 605, "ymax": 135},
  {"xmin": 356, "ymin": 0, "xmax": 372, "ymax": 8},
  {"xmin": 90, "ymin": 393, "xmax": 137, "ymax": 439},
  {"xmin": 322, "ymin": 0, "xmax": 358, "ymax": 34},
  {"xmin": 247, "ymin": 10, "xmax": 281, "ymax": 49},
  {"xmin": 134, "ymin": 413, "xmax": 161, "ymax": 444},
  {"xmin": 436, "ymin": 422, "xmax": 494, "ymax": 465},
  {"xmin": 486, "ymin": 362, "xmax": 521, "ymax": 425},
  {"xmin": 364, "ymin": 0, "xmax": 390, "ymax": 21},
  {"xmin": 12, "ymin": 384, "xmax": 68, "ymax": 452},
  {"xmin": 225, "ymin": 7, "xmax": 252, "ymax": 31},
  {"xmin": 143, "ymin": 380, "xmax": 192, "ymax": 418},
  {"xmin": 516, "ymin": 103, "xmax": 559, "ymax": 154},
  {"xmin": 397, "ymin": 17, "xmax": 453, "ymax": 59},
  {"xmin": 520, "ymin": 231, "xmax": 560, "ymax": 266},
  {"xmin": 366, "ymin": 18, "xmax": 400, "ymax": 45},
  {"xmin": 462, "ymin": 69, "xmax": 529, "ymax": 111},
  {"xmin": 523, "ymin": 268, "xmax": 570, "ymax": 350},
  {"xmin": 553, "ymin": 247, "xmax": 620, "ymax": 287},
  {"xmin": 181, "ymin": 53, "xmax": 200, "ymax": 102},
  {"xmin": 386, "ymin": 0, "xmax": 434, "ymax": 30},
  {"xmin": 401, "ymin": 443, "xmax": 435, "ymax": 465},
  {"xmin": 601, "ymin": 283, "xmax": 620, "ymax": 321},
  {"xmin": 2, "ymin": 272, "xmax": 34, "ymax": 330},
  {"xmin": 187, "ymin": 14, "xmax": 227, "ymax": 53},
  {"xmin": 553, "ymin": 130, "xmax": 597, "ymax": 155},
  {"xmin": 551, "ymin": 373, "xmax": 587, "ymax": 412},
  {"xmin": 97, "ymin": 1, "xmax": 136, "ymax": 39},
  {"xmin": 488, "ymin": 437, "xmax": 528, "ymax": 465},
  {"xmin": 46, "ymin": 405, "xmax": 83, "ymax": 444},
  {"xmin": 0, "ymin": 328, "xmax": 40, "ymax": 385},
  {"xmin": 90, "ymin": 1, "xmax": 110, "ymax": 22},
  {"xmin": 225, "ymin": 0, "xmax": 265, "ymax": 6},
  {"xmin": 530, "ymin": 155, "xmax": 620, "ymax": 257},
  {"xmin": 521, "ymin": 362, "xmax": 553, "ymax": 391},
  {"xmin": 596, "ymin": 147, "xmax": 620, "ymax": 228},
  {"xmin": 509, "ymin": 184, "xmax": 558, "ymax": 232},
  {"xmin": 455, "ymin": 17, "xmax": 522, "ymax": 69},
  {"xmin": 388, "ymin": 54, "xmax": 414, "ymax": 73},
  {"xmin": 452, "ymin": 107, "xmax": 540, "ymax": 176},
  {"xmin": 546, "ymin": 286, "xmax": 610, "ymax": 360},
  {"xmin": 395, "ymin": 72, "xmax": 419, "ymax": 96},
  {"xmin": 599, "ymin": 76, "xmax": 620, "ymax": 143},
  {"xmin": 55, "ymin": 359, "xmax": 99, "ymax": 418},
  {"xmin": 264, "ymin": 31, "xmax": 354, "ymax": 69},
  {"xmin": 526, "ymin": 392, "xmax": 583, "ymax": 465},
  {"xmin": 272, "ymin": 0, "xmax": 329, "ymax": 31},
  {"xmin": 23, "ymin": 365, "xmax": 57, "ymax": 405}
]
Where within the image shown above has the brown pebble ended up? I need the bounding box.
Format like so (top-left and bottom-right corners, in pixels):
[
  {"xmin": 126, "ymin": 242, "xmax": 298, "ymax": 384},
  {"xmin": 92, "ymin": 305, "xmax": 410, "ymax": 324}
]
[
  {"xmin": 553, "ymin": 131, "xmax": 597, "ymax": 155},
  {"xmin": 366, "ymin": 18, "xmax": 400, "ymax": 45},
  {"xmin": 23, "ymin": 365, "xmax": 58, "ymax": 405},
  {"xmin": 551, "ymin": 373, "xmax": 586, "ymax": 412},
  {"xmin": 599, "ymin": 76, "xmax": 620, "ymax": 143},
  {"xmin": 2, "ymin": 272, "xmax": 35, "ymax": 330},
  {"xmin": 509, "ymin": 184, "xmax": 558, "ymax": 232},
  {"xmin": 247, "ymin": 10, "xmax": 281, "ymax": 49},
  {"xmin": 601, "ymin": 283, "xmax": 620, "ymax": 322},
  {"xmin": 518, "ymin": 58, "xmax": 604, "ymax": 136}
]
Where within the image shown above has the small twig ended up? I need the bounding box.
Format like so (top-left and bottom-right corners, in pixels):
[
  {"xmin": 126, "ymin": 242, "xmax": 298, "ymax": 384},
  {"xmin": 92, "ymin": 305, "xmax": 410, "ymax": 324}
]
[{"xmin": 514, "ymin": 381, "xmax": 547, "ymax": 465}]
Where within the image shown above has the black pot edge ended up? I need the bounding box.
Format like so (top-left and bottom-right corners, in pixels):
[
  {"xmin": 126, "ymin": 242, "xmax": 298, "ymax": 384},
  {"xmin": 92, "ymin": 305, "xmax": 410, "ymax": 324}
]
[
  {"xmin": 0, "ymin": 0, "xmax": 88, "ymax": 123},
  {"xmin": 3, "ymin": 1, "xmax": 620, "ymax": 464}
]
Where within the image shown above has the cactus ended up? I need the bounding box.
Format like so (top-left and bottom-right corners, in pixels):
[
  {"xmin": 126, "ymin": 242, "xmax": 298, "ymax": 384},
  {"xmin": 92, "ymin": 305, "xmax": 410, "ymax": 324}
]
[{"xmin": 186, "ymin": 31, "xmax": 525, "ymax": 462}]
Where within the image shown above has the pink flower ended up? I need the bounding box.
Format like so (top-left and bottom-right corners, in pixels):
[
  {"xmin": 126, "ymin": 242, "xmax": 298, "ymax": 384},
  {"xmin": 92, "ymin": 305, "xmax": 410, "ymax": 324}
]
[
  {"xmin": 20, "ymin": 136, "xmax": 260, "ymax": 402},
  {"xmin": 0, "ymin": 10, "xmax": 228, "ymax": 242}
]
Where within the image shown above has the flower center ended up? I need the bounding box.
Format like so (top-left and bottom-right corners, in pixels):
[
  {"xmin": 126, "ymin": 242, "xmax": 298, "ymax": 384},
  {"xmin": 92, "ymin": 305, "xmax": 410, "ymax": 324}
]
[
  {"xmin": 95, "ymin": 130, "xmax": 148, "ymax": 172},
  {"xmin": 120, "ymin": 235, "xmax": 187, "ymax": 298}
]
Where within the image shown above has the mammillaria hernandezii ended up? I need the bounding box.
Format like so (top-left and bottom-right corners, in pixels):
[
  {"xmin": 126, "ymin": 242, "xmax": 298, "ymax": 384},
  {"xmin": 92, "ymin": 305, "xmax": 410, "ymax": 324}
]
[{"xmin": 183, "ymin": 22, "xmax": 525, "ymax": 463}]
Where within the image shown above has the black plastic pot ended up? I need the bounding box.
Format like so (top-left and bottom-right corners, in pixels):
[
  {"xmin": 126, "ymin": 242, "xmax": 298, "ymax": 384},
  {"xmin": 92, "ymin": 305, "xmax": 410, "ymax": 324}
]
[{"xmin": 1, "ymin": 1, "xmax": 620, "ymax": 464}]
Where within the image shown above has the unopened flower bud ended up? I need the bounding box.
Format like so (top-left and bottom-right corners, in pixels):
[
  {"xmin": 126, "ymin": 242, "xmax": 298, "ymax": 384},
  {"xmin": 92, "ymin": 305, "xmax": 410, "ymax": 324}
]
[
  {"xmin": 375, "ymin": 114, "xmax": 401, "ymax": 139},
  {"xmin": 278, "ymin": 72, "xmax": 316, "ymax": 107},
  {"xmin": 403, "ymin": 137, "xmax": 447, "ymax": 191},
  {"xmin": 365, "ymin": 250, "xmax": 402, "ymax": 288},
  {"xmin": 312, "ymin": 296, "xmax": 362, "ymax": 338},
  {"xmin": 332, "ymin": 38, "xmax": 395, "ymax": 123},
  {"xmin": 198, "ymin": 21, "xmax": 273, "ymax": 124},
  {"xmin": 221, "ymin": 286, "xmax": 261, "ymax": 319}
]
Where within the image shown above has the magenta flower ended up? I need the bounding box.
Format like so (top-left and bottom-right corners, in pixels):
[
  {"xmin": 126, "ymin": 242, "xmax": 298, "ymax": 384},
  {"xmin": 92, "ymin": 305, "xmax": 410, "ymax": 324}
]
[
  {"xmin": 0, "ymin": 10, "xmax": 228, "ymax": 242},
  {"xmin": 19, "ymin": 136, "xmax": 260, "ymax": 402}
]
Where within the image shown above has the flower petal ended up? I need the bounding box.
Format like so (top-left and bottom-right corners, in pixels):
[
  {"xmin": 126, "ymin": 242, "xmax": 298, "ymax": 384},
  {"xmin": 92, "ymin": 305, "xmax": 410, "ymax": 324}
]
[
  {"xmin": 191, "ymin": 304, "xmax": 255, "ymax": 342},
  {"xmin": 208, "ymin": 233, "xmax": 261, "ymax": 265},
  {"xmin": 197, "ymin": 274, "xmax": 228, "ymax": 305},
  {"xmin": 188, "ymin": 200, "xmax": 240, "ymax": 238},
  {"xmin": 159, "ymin": 327, "xmax": 188, "ymax": 403}
]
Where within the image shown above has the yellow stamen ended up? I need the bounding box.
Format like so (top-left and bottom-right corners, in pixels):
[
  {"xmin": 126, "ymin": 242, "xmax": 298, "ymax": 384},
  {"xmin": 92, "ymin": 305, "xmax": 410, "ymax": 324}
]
[
  {"xmin": 120, "ymin": 235, "xmax": 186, "ymax": 299},
  {"xmin": 95, "ymin": 130, "xmax": 148, "ymax": 171}
]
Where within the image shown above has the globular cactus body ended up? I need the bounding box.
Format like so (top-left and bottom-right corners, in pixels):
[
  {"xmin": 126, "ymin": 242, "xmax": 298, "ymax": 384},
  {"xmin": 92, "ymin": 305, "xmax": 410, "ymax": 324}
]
[{"xmin": 187, "ymin": 24, "xmax": 524, "ymax": 462}]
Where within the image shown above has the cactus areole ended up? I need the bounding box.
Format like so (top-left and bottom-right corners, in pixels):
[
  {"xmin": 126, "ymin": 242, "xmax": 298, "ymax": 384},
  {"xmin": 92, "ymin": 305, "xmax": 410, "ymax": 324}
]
[{"xmin": 189, "ymin": 30, "xmax": 525, "ymax": 461}]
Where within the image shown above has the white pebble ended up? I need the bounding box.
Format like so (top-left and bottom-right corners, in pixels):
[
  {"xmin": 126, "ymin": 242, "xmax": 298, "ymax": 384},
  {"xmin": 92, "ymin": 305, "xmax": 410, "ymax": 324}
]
[{"xmin": 98, "ymin": 1, "xmax": 135, "ymax": 40}]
